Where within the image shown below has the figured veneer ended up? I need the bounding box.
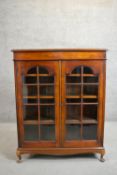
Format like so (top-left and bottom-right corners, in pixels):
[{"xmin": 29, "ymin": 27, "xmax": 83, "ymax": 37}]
[{"xmin": 13, "ymin": 49, "xmax": 106, "ymax": 162}]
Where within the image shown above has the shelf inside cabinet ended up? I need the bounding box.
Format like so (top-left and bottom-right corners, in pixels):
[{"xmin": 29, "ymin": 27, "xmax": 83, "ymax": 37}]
[
  {"xmin": 23, "ymin": 103, "xmax": 55, "ymax": 106},
  {"xmin": 66, "ymin": 119, "xmax": 97, "ymax": 124},
  {"xmin": 83, "ymin": 95, "xmax": 97, "ymax": 99},
  {"xmin": 66, "ymin": 102, "xmax": 98, "ymax": 105},
  {"xmin": 66, "ymin": 83, "xmax": 98, "ymax": 85},
  {"xmin": 24, "ymin": 120, "xmax": 38, "ymax": 125},
  {"xmin": 82, "ymin": 119, "xmax": 97, "ymax": 124},
  {"xmin": 40, "ymin": 96, "xmax": 54, "ymax": 99},
  {"xmin": 23, "ymin": 103, "xmax": 38, "ymax": 106},
  {"xmin": 26, "ymin": 74, "xmax": 51, "ymax": 77},
  {"xmin": 23, "ymin": 96, "xmax": 54, "ymax": 99},
  {"xmin": 40, "ymin": 120, "xmax": 55, "ymax": 125},
  {"xmin": 69, "ymin": 74, "xmax": 96, "ymax": 77},
  {"xmin": 66, "ymin": 95, "xmax": 97, "ymax": 99},
  {"xmin": 66, "ymin": 96, "xmax": 81, "ymax": 99},
  {"xmin": 66, "ymin": 120, "xmax": 81, "ymax": 124},
  {"xmin": 23, "ymin": 83, "xmax": 54, "ymax": 86},
  {"xmin": 24, "ymin": 120, "xmax": 55, "ymax": 125}
]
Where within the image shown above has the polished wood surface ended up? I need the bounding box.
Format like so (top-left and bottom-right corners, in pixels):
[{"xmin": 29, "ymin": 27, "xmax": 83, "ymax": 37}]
[
  {"xmin": 13, "ymin": 49, "xmax": 106, "ymax": 162},
  {"xmin": 12, "ymin": 49, "xmax": 106, "ymax": 61}
]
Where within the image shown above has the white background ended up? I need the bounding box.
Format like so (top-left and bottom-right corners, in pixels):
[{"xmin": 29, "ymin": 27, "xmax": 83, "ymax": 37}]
[{"xmin": 0, "ymin": 0, "xmax": 117, "ymax": 121}]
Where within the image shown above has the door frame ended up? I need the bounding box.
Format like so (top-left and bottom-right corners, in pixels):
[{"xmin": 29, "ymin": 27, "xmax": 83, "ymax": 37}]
[
  {"xmin": 15, "ymin": 61, "xmax": 60, "ymax": 148},
  {"xmin": 61, "ymin": 60, "xmax": 104, "ymax": 148}
]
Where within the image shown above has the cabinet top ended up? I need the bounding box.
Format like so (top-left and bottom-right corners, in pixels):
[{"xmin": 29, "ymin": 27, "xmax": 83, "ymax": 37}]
[
  {"xmin": 12, "ymin": 48, "xmax": 107, "ymax": 61},
  {"xmin": 12, "ymin": 48, "xmax": 107, "ymax": 52}
]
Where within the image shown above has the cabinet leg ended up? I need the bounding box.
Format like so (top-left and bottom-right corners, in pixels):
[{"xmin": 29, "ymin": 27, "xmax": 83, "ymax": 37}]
[
  {"xmin": 16, "ymin": 150, "xmax": 21, "ymax": 163},
  {"xmin": 100, "ymin": 154, "xmax": 105, "ymax": 162}
]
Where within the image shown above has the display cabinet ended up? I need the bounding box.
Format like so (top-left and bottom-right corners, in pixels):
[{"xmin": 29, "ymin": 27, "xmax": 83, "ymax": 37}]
[{"xmin": 13, "ymin": 49, "xmax": 106, "ymax": 162}]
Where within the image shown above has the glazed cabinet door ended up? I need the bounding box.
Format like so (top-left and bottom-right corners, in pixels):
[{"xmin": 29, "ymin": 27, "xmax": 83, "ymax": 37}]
[
  {"xmin": 16, "ymin": 61, "xmax": 60, "ymax": 148},
  {"xmin": 61, "ymin": 61, "xmax": 105, "ymax": 147}
]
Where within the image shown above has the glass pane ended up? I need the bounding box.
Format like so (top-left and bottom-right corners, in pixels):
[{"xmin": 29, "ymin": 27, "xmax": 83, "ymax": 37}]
[
  {"xmin": 66, "ymin": 105, "xmax": 81, "ymax": 120},
  {"xmin": 24, "ymin": 125, "xmax": 39, "ymax": 141},
  {"xmin": 23, "ymin": 76, "xmax": 37, "ymax": 84},
  {"xmin": 83, "ymin": 98, "xmax": 98, "ymax": 103},
  {"xmin": 23, "ymin": 85, "xmax": 37, "ymax": 96},
  {"xmin": 40, "ymin": 125, "xmax": 55, "ymax": 140},
  {"xmin": 66, "ymin": 124, "xmax": 81, "ymax": 140},
  {"xmin": 83, "ymin": 124, "xmax": 97, "ymax": 140},
  {"xmin": 83, "ymin": 67, "xmax": 93, "ymax": 74},
  {"xmin": 40, "ymin": 106, "xmax": 55, "ymax": 120},
  {"xmin": 83, "ymin": 76, "xmax": 98, "ymax": 83},
  {"xmin": 28, "ymin": 67, "xmax": 37, "ymax": 74},
  {"xmin": 72, "ymin": 67, "xmax": 81, "ymax": 74},
  {"xmin": 64, "ymin": 66, "xmax": 99, "ymax": 142},
  {"xmin": 83, "ymin": 85, "xmax": 98, "ymax": 96},
  {"xmin": 23, "ymin": 98, "xmax": 38, "ymax": 104},
  {"xmin": 66, "ymin": 98, "xmax": 81, "ymax": 103},
  {"xmin": 22, "ymin": 66, "xmax": 56, "ymax": 143},
  {"xmin": 39, "ymin": 76, "xmax": 54, "ymax": 83},
  {"xmin": 23, "ymin": 105, "xmax": 38, "ymax": 120},
  {"xmin": 66, "ymin": 85, "xmax": 81, "ymax": 96},
  {"xmin": 83, "ymin": 105, "xmax": 97, "ymax": 121},
  {"xmin": 40, "ymin": 98, "xmax": 54, "ymax": 104},
  {"xmin": 40, "ymin": 85, "xmax": 54, "ymax": 96},
  {"xmin": 66, "ymin": 76, "xmax": 81, "ymax": 83},
  {"xmin": 39, "ymin": 67, "xmax": 48, "ymax": 74}
]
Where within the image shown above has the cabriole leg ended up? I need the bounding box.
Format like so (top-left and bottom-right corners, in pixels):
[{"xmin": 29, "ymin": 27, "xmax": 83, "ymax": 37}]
[
  {"xmin": 100, "ymin": 153, "xmax": 105, "ymax": 162},
  {"xmin": 16, "ymin": 150, "xmax": 22, "ymax": 163}
]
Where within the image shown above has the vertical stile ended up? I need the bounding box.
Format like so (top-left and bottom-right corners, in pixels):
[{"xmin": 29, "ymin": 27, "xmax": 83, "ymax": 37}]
[
  {"xmin": 80, "ymin": 66, "xmax": 84, "ymax": 140},
  {"xmin": 64, "ymin": 70, "xmax": 67, "ymax": 142},
  {"xmin": 37, "ymin": 67, "xmax": 40, "ymax": 140}
]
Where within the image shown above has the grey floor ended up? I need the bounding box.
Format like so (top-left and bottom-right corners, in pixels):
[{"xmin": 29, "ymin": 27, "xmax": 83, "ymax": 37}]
[{"xmin": 0, "ymin": 122, "xmax": 117, "ymax": 175}]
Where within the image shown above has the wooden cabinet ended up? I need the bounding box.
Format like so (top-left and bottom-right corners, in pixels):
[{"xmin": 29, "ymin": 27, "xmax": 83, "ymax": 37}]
[{"xmin": 13, "ymin": 49, "xmax": 106, "ymax": 162}]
